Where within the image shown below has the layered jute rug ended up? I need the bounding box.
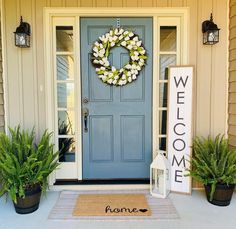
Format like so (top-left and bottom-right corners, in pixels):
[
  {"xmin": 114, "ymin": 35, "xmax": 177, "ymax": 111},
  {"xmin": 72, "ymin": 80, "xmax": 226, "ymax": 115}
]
[{"xmin": 48, "ymin": 189, "xmax": 179, "ymax": 221}]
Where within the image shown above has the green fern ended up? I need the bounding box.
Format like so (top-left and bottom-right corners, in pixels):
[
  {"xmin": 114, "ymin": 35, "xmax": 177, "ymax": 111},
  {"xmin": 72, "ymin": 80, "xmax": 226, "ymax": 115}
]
[
  {"xmin": 0, "ymin": 125, "xmax": 59, "ymax": 203},
  {"xmin": 187, "ymin": 135, "xmax": 236, "ymax": 201}
]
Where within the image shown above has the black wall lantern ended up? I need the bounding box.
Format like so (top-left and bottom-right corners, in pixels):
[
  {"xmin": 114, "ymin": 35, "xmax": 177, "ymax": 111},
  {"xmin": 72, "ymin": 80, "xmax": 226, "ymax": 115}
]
[
  {"xmin": 202, "ymin": 13, "xmax": 220, "ymax": 45},
  {"xmin": 14, "ymin": 16, "xmax": 31, "ymax": 48}
]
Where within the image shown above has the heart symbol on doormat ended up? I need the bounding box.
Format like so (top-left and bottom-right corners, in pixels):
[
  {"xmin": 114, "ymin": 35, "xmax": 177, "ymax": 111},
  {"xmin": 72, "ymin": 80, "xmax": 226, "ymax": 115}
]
[{"xmin": 139, "ymin": 209, "xmax": 148, "ymax": 213}]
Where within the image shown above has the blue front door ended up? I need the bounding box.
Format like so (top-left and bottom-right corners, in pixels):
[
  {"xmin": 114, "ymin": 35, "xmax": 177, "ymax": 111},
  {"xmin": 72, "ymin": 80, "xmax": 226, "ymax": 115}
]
[{"xmin": 81, "ymin": 18, "xmax": 153, "ymax": 179}]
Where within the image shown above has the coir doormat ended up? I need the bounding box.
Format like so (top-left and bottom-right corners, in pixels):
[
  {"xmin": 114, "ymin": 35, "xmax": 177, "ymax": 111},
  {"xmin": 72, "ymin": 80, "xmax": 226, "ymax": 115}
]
[
  {"xmin": 49, "ymin": 189, "xmax": 179, "ymax": 221},
  {"xmin": 73, "ymin": 194, "xmax": 151, "ymax": 216}
]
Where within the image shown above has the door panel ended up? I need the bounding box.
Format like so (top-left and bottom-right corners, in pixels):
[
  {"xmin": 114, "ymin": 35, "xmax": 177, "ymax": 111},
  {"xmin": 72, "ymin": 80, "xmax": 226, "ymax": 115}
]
[
  {"xmin": 89, "ymin": 115, "xmax": 114, "ymax": 162},
  {"xmin": 121, "ymin": 115, "xmax": 145, "ymax": 161},
  {"xmin": 81, "ymin": 17, "xmax": 153, "ymax": 179}
]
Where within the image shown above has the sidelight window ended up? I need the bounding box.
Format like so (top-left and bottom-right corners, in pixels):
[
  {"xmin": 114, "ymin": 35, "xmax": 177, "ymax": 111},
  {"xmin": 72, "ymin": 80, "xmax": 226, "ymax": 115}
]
[{"xmin": 157, "ymin": 21, "xmax": 181, "ymax": 154}]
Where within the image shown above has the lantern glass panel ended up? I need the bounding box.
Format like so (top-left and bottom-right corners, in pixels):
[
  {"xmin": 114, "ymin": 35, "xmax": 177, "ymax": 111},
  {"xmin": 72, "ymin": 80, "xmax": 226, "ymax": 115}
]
[
  {"xmin": 15, "ymin": 33, "xmax": 24, "ymax": 46},
  {"xmin": 203, "ymin": 30, "xmax": 219, "ymax": 45},
  {"xmin": 15, "ymin": 33, "xmax": 30, "ymax": 47},
  {"xmin": 26, "ymin": 34, "xmax": 30, "ymax": 47},
  {"xmin": 203, "ymin": 32, "xmax": 208, "ymax": 44},
  {"xmin": 208, "ymin": 31, "xmax": 215, "ymax": 42},
  {"xmin": 213, "ymin": 30, "xmax": 219, "ymax": 43},
  {"xmin": 166, "ymin": 168, "xmax": 171, "ymax": 193},
  {"xmin": 151, "ymin": 168, "xmax": 165, "ymax": 195}
]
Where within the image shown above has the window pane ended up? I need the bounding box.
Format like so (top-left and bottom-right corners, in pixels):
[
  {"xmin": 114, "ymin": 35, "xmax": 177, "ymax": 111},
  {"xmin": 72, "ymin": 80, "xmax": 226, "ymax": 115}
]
[
  {"xmin": 159, "ymin": 54, "xmax": 176, "ymax": 80},
  {"xmin": 57, "ymin": 83, "xmax": 74, "ymax": 108},
  {"xmin": 58, "ymin": 111, "xmax": 75, "ymax": 135},
  {"xmin": 159, "ymin": 83, "xmax": 168, "ymax": 108},
  {"xmin": 159, "ymin": 111, "xmax": 167, "ymax": 135},
  {"xmin": 159, "ymin": 138, "xmax": 166, "ymax": 151},
  {"xmin": 58, "ymin": 138, "xmax": 75, "ymax": 162},
  {"xmin": 56, "ymin": 26, "xmax": 73, "ymax": 52},
  {"xmin": 57, "ymin": 55, "xmax": 74, "ymax": 80},
  {"xmin": 160, "ymin": 26, "xmax": 177, "ymax": 51}
]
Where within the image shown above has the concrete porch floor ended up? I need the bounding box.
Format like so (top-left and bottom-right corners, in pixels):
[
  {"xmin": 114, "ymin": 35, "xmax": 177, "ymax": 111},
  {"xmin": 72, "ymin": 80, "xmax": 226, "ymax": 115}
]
[{"xmin": 0, "ymin": 189, "xmax": 235, "ymax": 229}]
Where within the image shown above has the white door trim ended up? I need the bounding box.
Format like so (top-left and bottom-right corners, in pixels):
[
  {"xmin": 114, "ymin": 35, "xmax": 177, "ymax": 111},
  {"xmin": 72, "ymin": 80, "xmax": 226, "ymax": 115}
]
[{"xmin": 44, "ymin": 7, "xmax": 189, "ymax": 185}]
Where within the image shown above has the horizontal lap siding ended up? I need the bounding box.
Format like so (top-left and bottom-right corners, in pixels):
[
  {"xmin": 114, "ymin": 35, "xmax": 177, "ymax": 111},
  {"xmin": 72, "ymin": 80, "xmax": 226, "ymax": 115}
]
[
  {"xmin": 2, "ymin": 0, "xmax": 228, "ymax": 189},
  {"xmin": 0, "ymin": 11, "xmax": 4, "ymax": 132},
  {"xmin": 229, "ymin": 0, "xmax": 236, "ymax": 148}
]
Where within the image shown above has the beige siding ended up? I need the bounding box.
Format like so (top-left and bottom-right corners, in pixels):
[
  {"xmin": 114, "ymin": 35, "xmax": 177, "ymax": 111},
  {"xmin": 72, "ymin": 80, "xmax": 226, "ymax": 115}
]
[
  {"xmin": 2, "ymin": 0, "xmax": 228, "ymax": 187},
  {"xmin": 229, "ymin": 0, "xmax": 236, "ymax": 147},
  {"xmin": 0, "ymin": 9, "xmax": 4, "ymax": 132}
]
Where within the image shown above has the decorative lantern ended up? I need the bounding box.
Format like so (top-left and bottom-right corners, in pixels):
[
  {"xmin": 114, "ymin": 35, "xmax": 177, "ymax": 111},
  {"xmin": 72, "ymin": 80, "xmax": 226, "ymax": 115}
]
[
  {"xmin": 202, "ymin": 13, "xmax": 220, "ymax": 45},
  {"xmin": 150, "ymin": 151, "xmax": 171, "ymax": 198},
  {"xmin": 14, "ymin": 16, "xmax": 31, "ymax": 48}
]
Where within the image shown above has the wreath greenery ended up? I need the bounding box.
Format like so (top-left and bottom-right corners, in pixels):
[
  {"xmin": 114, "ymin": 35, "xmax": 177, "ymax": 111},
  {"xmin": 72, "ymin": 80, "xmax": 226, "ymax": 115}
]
[{"xmin": 92, "ymin": 28, "xmax": 147, "ymax": 86}]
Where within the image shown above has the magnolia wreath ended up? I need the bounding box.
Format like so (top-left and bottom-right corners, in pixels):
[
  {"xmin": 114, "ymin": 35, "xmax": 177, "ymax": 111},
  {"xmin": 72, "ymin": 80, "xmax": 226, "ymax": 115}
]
[{"xmin": 92, "ymin": 28, "xmax": 147, "ymax": 86}]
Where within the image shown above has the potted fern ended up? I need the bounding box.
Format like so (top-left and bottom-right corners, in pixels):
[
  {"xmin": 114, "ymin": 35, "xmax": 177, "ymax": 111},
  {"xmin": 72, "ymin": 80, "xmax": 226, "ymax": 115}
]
[
  {"xmin": 0, "ymin": 126, "xmax": 59, "ymax": 214},
  {"xmin": 188, "ymin": 135, "xmax": 236, "ymax": 206}
]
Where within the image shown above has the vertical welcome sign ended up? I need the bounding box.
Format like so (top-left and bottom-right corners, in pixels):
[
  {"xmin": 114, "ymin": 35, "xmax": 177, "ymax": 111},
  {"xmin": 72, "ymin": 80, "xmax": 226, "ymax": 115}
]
[{"xmin": 167, "ymin": 66, "xmax": 193, "ymax": 194}]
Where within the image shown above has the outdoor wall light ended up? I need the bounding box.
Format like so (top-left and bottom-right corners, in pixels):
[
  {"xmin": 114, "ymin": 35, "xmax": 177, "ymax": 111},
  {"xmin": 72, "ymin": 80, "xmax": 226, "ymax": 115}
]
[
  {"xmin": 202, "ymin": 13, "xmax": 220, "ymax": 45},
  {"xmin": 14, "ymin": 16, "xmax": 31, "ymax": 48}
]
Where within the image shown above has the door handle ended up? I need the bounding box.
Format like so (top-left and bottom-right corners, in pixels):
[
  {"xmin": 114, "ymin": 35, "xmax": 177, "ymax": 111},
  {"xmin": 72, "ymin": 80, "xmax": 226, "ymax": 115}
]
[{"xmin": 83, "ymin": 108, "xmax": 89, "ymax": 132}]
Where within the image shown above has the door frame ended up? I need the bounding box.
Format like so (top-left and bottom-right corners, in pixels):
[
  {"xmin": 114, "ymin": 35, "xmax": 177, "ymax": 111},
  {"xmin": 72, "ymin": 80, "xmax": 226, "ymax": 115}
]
[{"xmin": 44, "ymin": 7, "xmax": 189, "ymax": 185}]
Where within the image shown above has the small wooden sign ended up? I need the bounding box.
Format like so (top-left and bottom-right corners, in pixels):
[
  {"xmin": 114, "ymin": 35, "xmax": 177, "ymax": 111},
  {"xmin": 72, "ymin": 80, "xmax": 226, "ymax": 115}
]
[{"xmin": 167, "ymin": 66, "xmax": 193, "ymax": 194}]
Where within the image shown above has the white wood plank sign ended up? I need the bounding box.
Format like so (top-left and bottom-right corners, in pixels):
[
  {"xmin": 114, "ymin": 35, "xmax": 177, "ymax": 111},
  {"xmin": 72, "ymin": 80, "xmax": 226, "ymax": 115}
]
[{"xmin": 167, "ymin": 66, "xmax": 193, "ymax": 194}]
